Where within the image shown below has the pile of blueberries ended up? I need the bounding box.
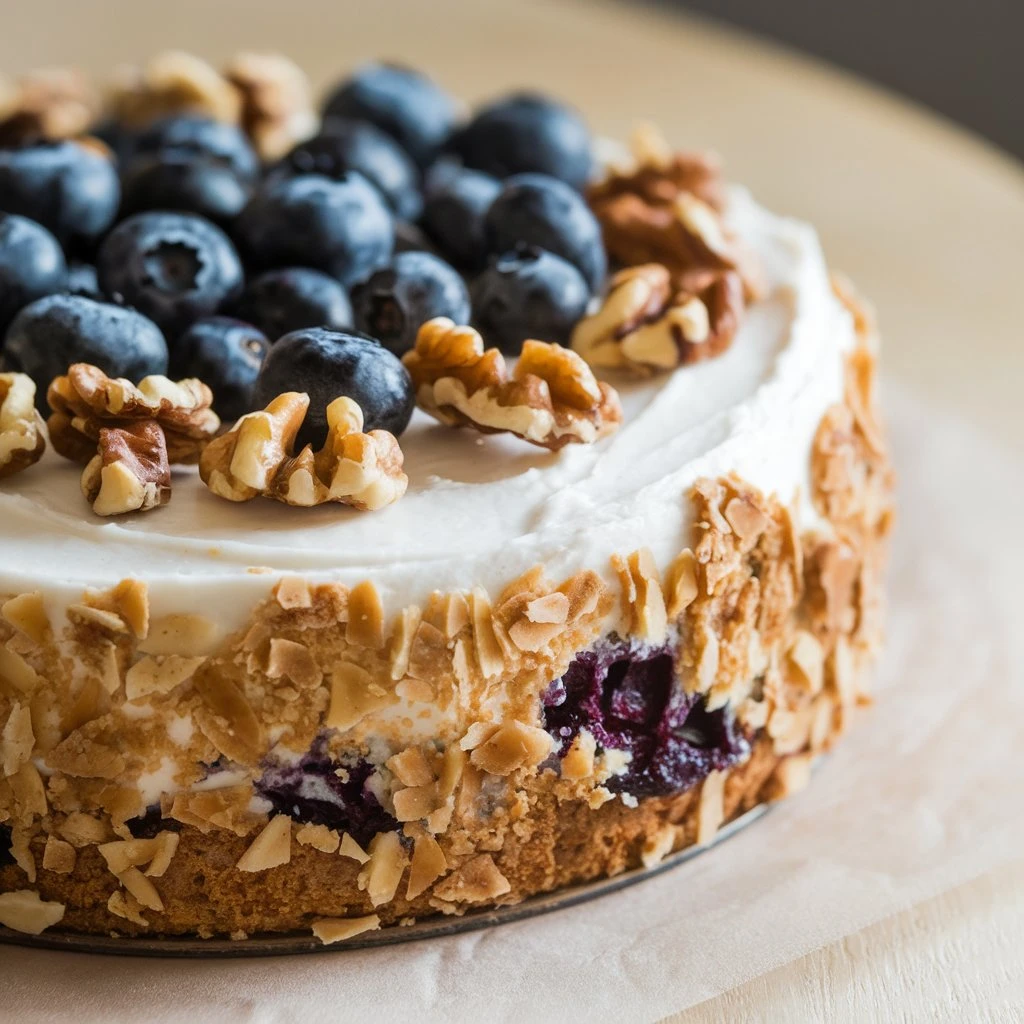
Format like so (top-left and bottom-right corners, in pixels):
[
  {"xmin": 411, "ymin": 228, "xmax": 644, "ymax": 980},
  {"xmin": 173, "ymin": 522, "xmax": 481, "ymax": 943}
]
[{"xmin": 0, "ymin": 63, "xmax": 608, "ymax": 445}]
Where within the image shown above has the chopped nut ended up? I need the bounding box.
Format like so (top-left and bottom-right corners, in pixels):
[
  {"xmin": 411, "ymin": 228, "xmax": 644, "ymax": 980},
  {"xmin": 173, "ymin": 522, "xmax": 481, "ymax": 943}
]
[
  {"xmin": 0, "ymin": 67, "xmax": 98, "ymax": 144},
  {"xmin": 572, "ymin": 264, "xmax": 744, "ymax": 375},
  {"xmin": 48, "ymin": 363, "xmax": 219, "ymax": 465},
  {"xmin": 295, "ymin": 823, "xmax": 340, "ymax": 853},
  {"xmin": 469, "ymin": 720, "xmax": 553, "ymax": 776},
  {"xmin": 107, "ymin": 579, "xmax": 150, "ymax": 639},
  {"xmin": 357, "ymin": 831, "xmax": 408, "ymax": 906},
  {"xmin": 346, "ymin": 580, "xmax": 385, "ymax": 649},
  {"xmin": 312, "ymin": 914, "xmax": 381, "ymax": 945},
  {"xmin": 0, "ymin": 890, "xmax": 65, "ymax": 934},
  {"xmin": 81, "ymin": 421, "xmax": 172, "ymax": 516},
  {"xmin": 41, "ymin": 836, "xmax": 76, "ymax": 874},
  {"xmin": 224, "ymin": 52, "xmax": 317, "ymax": 160},
  {"xmin": 0, "ymin": 373, "xmax": 46, "ymax": 479},
  {"xmin": 108, "ymin": 50, "xmax": 241, "ymax": 126},
  {"xmin": 201, "ymin": 393, "xmax": 407, "ymax": 511},
  {"xmin": 403, "ymin": 318, "xmax": 622, "ymax": 449},
  {"xmin": 236, "ymin": 814, "xmax": 292, "ymax": 872},
  {"xmin": 432, "ymin": 854, "xmax": 510, "ymax": 904},
  {"xmin": 58, "ymin": 811, "xmax": 111, "ymax": 847}
]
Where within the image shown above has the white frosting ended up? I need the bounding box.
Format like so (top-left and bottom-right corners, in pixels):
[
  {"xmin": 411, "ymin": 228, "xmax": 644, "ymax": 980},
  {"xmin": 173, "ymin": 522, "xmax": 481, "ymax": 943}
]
[{"xmin": 0, "ymin": 188, "xmax": 854, "ymax": 630}]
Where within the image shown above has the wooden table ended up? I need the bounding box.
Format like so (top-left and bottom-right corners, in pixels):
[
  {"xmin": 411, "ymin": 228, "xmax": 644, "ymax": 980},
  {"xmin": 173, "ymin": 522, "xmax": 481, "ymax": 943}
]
[{"xmin": 3, "ymin": 1, "xmax": 1023, "ymax": 1019}]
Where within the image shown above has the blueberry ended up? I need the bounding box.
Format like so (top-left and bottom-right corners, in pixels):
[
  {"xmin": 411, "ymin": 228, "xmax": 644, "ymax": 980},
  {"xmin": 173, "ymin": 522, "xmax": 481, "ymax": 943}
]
[
  {"xmin": 231, "ymin": 267, "xmax": 352, "ymax": 342},
  {"xmin": 352, "ymin": 251, "xmax": 469, "ymax": 357},
  {"xmin": 278, "ymin": 119, "xmax": 422, "ymax": 221},
  {"xmin": 0, "ymin": 214, "xmax": 67, "ymax": 336},
  {"xmin": 421, "ymin": 165, "xmax": 501, "ymax": 271},
  {"xmin": 470, "ymin": 246, "xmax": 589, "ymax": 354},
  {"xmin": 96, "ymin": 211, "xmax": 244, "ymax": 341},
  {"xmin": 450, "ymin": 92, "xmax": 593, "ymax": 190},
  {"xmin": 393, "ymin": 220, "xmax": 439, "ymax": 257},
  {"xmin": 321, "ymin": 63, "xmax": 459, "ymax": 169},
  {"xmin": 0, "ymin": 140, "xmax": 120, "ymax": 250},
  {"xmin": 484, "ymin": 173, "xmax": 606, "ymax": 293},
  {"xmin": 128, "ymin": 115, "xmax": 259, "ymax": 183},
  {"xmin": 119, "ymin": 154, "xmax": 252, "ymax": 228},
  {"xmin": 2, "ymin": 294, "xmax": 168, "ymax": 410},
  {"xmin": 252, "ymin": 327, "xmax": 414, "ymax": 448},
  {"xmin": 66, "ymin": 262, "xmax": 102, "ymax": 299},
  {"xmin": 171, "ymin": 316, "xmax": 269, "ymax": 422},
  {"xmin": 234, "ymin": 173, "xmax": 393, "ymax": 287}
]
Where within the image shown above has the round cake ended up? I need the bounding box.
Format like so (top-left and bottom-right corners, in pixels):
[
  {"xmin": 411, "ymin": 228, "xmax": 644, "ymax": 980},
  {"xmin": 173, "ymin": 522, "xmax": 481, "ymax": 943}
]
[{"xmin": 0, "ymin": 54, "xmax": 893, "ymax": 942}]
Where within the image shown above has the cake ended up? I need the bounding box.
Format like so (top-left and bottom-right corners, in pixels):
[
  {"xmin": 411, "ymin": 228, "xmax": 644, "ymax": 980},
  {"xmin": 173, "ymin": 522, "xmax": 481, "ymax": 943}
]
[{"xmin": 0, "ymin": 54, "xmax": 893, "ymax": 942}]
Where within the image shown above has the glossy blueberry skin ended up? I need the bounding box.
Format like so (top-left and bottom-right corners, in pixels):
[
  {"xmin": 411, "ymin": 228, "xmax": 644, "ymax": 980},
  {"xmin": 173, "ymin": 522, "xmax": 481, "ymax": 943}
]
[
  {"xmin": 65, "ymin": 262, "xmax": 102, "ymax": 299},
  {"xmin": 128, "ymin": 115, "xmax": 260, "ymax": 183},
  {"xmin": 278, "ymin": 119, "xmax": 422, "ymax": 221},
  {"xmin": 234, "ymin": 173, "xmax": 394, "ymax": 288},
  {"xmin": 231, "ymin": 267, "xmax": 353, "ymax": 342},
  {"xmin": 421, "ymin": 164, "xmax": 502, "ymax": 271},
  {"xmin": 0, "ymin": 140, "xmax": 120, "ymax": 250},
  {"xmin": 119, "ymin": 154, "xmax": 252, "ymax": 228},
  {"xmin": 470, "ymin": 246, "xmax": 590, "ymax": 355},
  {"xmin": 321, "ymin": 63, "xmax": 459, "ymax": 169},
  {"xmin": 352, "ymin": 251, "xmax": 470, "ymax": 357},
  {"xmin": 449, "ymin": 92, "xmax": 593, "ymax": 190},
  {"xmin": 97, "ymin": 212, "xmax": 244, "ymax": 341},
  {"xmin": 252, "ymin": 327, "xmax": 414, "ymax": 448},
  {"xmin": 171, "ymin": 316, "xmax": 269, "ymax": 422},
  {"xmin": 0, "ymin": 214, "xmax": 68, "ymax": 336},
  {"xmin": 484, "ymin": 173, "xmax": 606, "ymax": 294},
  {"xmin": 1, "ymin": 294, "xmax": 168, "ymax": 411}
]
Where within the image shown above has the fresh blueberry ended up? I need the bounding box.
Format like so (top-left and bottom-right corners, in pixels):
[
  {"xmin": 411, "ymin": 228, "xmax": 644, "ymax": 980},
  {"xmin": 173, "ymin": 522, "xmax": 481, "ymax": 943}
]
[
  {"xmin": 171, "ymin": 316, "xmax": 269, "ymax": 422},
  {"xmin": 231, "ymin": 267, "xmax": 352, "ymax": 342},
  {"xmin": 278, "ymin": 119, "xmax": 422, "ymax": 220},
  {"xmin": 2, "ymin": 294, "xmax": 168, "ymax": 410},
  {"xmin": 421, "ymin": 165, "xmax": 502, "ymax": 270},
  {"xmin": 393, "ymin": 220, "xmax": 439, "ymax": 256},
  {"xmin": 0, "ymin": 213, "xmax": 67, "ymax": 336},
  {"xmin": 128, "ymin": 115, "xmax": 260, "ymax": 183},
  {"xmin": 321, "ymin": 63, "xmax": 459, "ymax": 169},
  {"xmin": 234, "ymin": 173, "xmax": 394, "ymax": 288},
  {"xmin": 96, "ymin": 211, "xmax": 244, "ymax": 341},
  {"xmin": 66, "ymin": 262, "xmax": 102, "ymax": 299},
  {"xmin": 450, "ymin": 92, "xmax": 594, "ymax": 190},
  {"xmin": 352, "ymin": 251, "xmax": 470, "ymax": 357},
  {"xmin": 484, "ymin": 173, "xmax": 606, "ymax": 293},
  {"xmin": 119, "ymin": 154, "xmax": 252, "ymax": 228},
  {"xmin": 252, "ymin": 327, "xmax": 414, "ymax": 448},
  {"xmin": 0, "ymin": 140, "xmax": 120, "ymax": 250},
  {"xmin": 470, "ymin": 246, "xmax": 589, "ymax": 354}
]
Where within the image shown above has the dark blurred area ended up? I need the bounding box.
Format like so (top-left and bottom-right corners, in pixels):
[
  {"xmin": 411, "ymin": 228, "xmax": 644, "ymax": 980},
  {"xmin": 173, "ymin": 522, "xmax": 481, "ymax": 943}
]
[{"xmin": 651, "ymin": 0, "xmax": 1024, "ymax": 160}]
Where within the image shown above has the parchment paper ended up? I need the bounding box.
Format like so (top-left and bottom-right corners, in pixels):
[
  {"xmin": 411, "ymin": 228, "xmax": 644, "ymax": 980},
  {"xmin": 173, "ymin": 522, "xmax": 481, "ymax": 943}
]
[{"xmin": 2, "ymin": 385, "xmax": 1022, "ymax": 1024}]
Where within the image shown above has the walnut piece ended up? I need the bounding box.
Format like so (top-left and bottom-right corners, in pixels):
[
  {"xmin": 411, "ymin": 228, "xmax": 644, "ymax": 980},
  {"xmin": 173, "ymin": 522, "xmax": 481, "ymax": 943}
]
[
  {"xmin": 403, "ymin": 318, "xmax": 623, "ymax": 450},
  {"xmin": 0, "ymin": 373, "xmax": 46, "ymax": 479},
  {"xmin": 572, "ymin": 264, "xmax": 744, "ymax": 375},
  {"xmin": 0, "ymin": 67, "xmax": 98, "ymax": 144},
  {"xmin": 224, "ymin": 52, "xmax": 317, "ymax": 160},
  {"xmin": 81, "ymin": 421, "xmax": 172, "ymax": 516},
  {"xmin": 200, "ymin": 393, "xmax": 407, "ymax": 511},
  {"xmin": 48, "ymin": 363, "xmax": 219, "ymax": 465}
]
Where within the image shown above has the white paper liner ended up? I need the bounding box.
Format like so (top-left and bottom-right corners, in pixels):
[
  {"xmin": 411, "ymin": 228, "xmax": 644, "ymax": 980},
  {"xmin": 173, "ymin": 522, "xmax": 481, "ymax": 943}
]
[{"xmin": 2, "ymin": 385, "xmax": 1022, "ymax": 1022}]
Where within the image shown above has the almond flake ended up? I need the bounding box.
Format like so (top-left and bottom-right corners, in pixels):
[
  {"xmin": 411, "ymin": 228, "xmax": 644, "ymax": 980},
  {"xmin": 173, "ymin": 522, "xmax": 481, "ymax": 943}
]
[
  {"xmin": 338, "ymin": 832, "xmax": 370, "ymax": 863},
  {"xmin": 1, "ymin": 592, "xmax": 50, "ymax": 645},
  {"xmin": 2, "ymin": 701, "xmax": 34, "ymax": 776},
  {"xmin": 236, "ymin": 815, "xmax": 292, "ymax": 872},
  {"xmin": 0, "ymin": 890, "xmax": 65, "ymax": 934},
  {"xmin": 561, "ymin": 570, "xmax": 606, "ymax": 623},
  {"xmin": 10, "ymin": 826, "xmax": 35, "ymax": 880},
  {"xmin": 125, "ymin": 654, "xmax": 206, "ymax": 701},
  {"xmin": 295, "ymin": 822, "xmax": 340, "ymax": 853},
  {"xmin": 405, "ymin": 828, "xmax": 448, "ymax": 900},
  {"xmin": 508, "ymin": 617, "xmax": 563, "ymax": 652},
  {"xmin": 118, "ymin": 866, "xmax": 164, "ymax": 911},
  {"xmin": 432, "ymin": 854, "xmax": 510, "ymax": 904},
  {"xmin": 146, "ymin": 832, "xmax": 180, "ymax": 877},
  {"xmin": 312, "ymin": 914, "xmax": 380, "ymax": 944},
  {"xmin": 42, "ymin": 836, "xmax": 76, "ymax": 874},
  {"xmin": 107, "ymin": 578, "xmax": 150, "ymax": 639},
  {"xmin": 788, "ymin": 630, "xmax": 825, "ymax": 694},
  {"xmin": 407, "ymin": 620, "xmax": 447, "ymax": 680},
  {"xmin": 392, "ymin": 784, "xmax": 438, "ymax": 822},
  {"xmin": 525, "ymin": 592, "xmax": 569, "ymax": 624},
  {"xmin": 459, "ymin": 722, "xmax": 499, "ymax": 751},
  {"xmin": 357, "ymin": 831, "xmax": 407, "ymax": 906},
  {"xmin": 107, "ymin": 889, "xmax": 147, "ymax": 926},
  {"xmin": 274, "ymin": 577, "xmax": 313, "ymax": 610},
  {"xmin": 765, "ymin": 753, "xmax": 813, "ymax": 801},
  {"xmin": 345, "ymin": 580, "xmax": 384, "ymax": 649},
  {"xmin": 68, "ymin": 604, "xmax": 128, "ymax": 633},
  {"xmin": 388, "ymin": 605, "xmax": 421, "ymax": 681},
  {"xmin": 470, "ymin": 588, "xmax": 504, "ymax": 678},
  {"xmin": 627, "ymin": 548, "xmax": 667, "ymax": 642},
  {"xmin": 0, "ymin": 644, "xmax": 40, "ymax": 693},
  {"xmin": 326, "ymin": 661, "xmax": 395, "ymax": 731},
  {"xmin": 696, "ymin": 769, "xmax": 727, "ymax": 845},
  {"xmin": 560, "ymin": 729, "xmax": 597, "ymax": 781},
  {"xmin": 58, "ymin": 811, "xmax": 110, "ymax": 847},
  {"xmin": 470, "ymin": 720, "xmax": 553, "ymax": 776},
  {"xmin": 10, "ymin": 762, "xmax": 47, "ymax": 818},
  {"xmin": 442, "ymin": 592, "xmax": 470, "ymax": 639},
  {"xmin": 641, "ymin": 824, "xmax": 676, "ymax": 868},
  {"xmin": 387, "ymin": 747, "xmax": 435, "ymax": 788},
  {"xmin": 139, "ymin": 614, "xmax": 221, "ymax": 657},
  {"xmin": 665, "ymin": 549, "xmax": 698, "ymax": 618},
  {"xmin": 266, "ymin": 637, "xmax": 322, "ymax": 688}
]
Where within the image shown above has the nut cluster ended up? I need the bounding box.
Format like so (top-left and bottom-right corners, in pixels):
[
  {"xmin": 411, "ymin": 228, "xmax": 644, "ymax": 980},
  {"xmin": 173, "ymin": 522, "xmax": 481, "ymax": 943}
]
[
  {"xmin": 47, "ymin": 363, "xmax": 220, "ymax": 515},
  {"xmin": 403, "ymin": 318, "xmax": 623, "ymax": 450},
  {"xmin": 571, "ymin": 263, "xmax": 744, "ymax": 374},
  {"xmin": 199, "ymin": 392, "xmax": 408, "ymax": 511},
  {"xmin": 0, "ymin": 67, "xmax": 99, "ymax": 145},
  {"xmin": 108, "ymin": 50, "xmax": 316, "ymax": 158},
  {"xmin": 0, "ymin": 373, "xmax": 46, "ymax": 480}
]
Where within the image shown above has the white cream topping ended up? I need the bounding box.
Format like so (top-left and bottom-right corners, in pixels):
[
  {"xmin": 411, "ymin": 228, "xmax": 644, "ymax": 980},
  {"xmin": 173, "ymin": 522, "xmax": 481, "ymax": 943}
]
[{"xmin": 0, "ymin": 188, "xmax": 854, "ymax": 630}]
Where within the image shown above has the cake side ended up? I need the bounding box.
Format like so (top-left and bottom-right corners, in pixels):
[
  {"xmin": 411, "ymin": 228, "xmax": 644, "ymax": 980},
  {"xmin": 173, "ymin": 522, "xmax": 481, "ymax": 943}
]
[{"xmin": 0, "ymin": 280, "xmax": 893, "ymax": 938}]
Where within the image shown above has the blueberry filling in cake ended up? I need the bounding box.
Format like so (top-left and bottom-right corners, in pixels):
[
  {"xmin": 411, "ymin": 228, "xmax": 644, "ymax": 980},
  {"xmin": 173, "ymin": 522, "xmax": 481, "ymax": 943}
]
[{"xmin": 0, "ymin": 52, "xmax": 892, "ymax": 943}]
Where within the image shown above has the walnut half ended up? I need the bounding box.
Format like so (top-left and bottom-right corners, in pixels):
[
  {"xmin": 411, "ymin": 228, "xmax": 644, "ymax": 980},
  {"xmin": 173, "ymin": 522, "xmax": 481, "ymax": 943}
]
[
  {"xmin": 81, "ymin": 421, "xmax": 171, "ymax": 516},
  {"xmin": 402, "ymin": 318, "xmax": 623, "ymax": 450},
  {"xmin": 199, "ymin": 393, "xmax": 408, "ymax": 512},
  {"xmin": 0, "ymin": 373, "xmax": 46, "ymax": 480},
  {"xmin": 571, "ymin": 264, "xmax": 744, "ymax": 375}
]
